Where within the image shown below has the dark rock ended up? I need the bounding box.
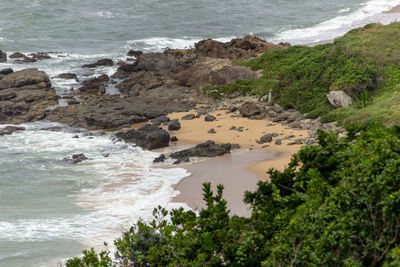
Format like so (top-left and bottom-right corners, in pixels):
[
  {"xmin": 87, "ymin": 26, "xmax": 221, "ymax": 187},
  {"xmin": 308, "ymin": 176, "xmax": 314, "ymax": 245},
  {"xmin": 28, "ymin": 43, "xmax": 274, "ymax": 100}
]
[
  {"xmin": 168, "ymin": 120, "xmax": 181, "ymax": 131},
  {"xmin": 170, "ymin": 140, "xmax": 231, "ymax": 160},
  {"xmin": 82, "ymin": 58, "xmax": 114, "ymax": 68},
  {"xmin": 228, "ymin": 106, "xmax": 239, "ymax": 113},
  {"xmin": 231, "ymin": 144, "xmax": 241, "ymax": 149},
  {"xmin": 272, "ymin": 111, "xmax": 291, "ymax": 122},
  {"xmin": 279, "ymin": 42, "xmax": 291, "ymax": 47},
  {"xmin": 40, "ymin": 126, "xmax": 63, "ymax": 131},
  {"xmin": 63, "ymin": 153, "xmax": 88, "ymax": 164},
  {"xmin": 181, "ymin": 114, "xmax": 196, "ymax": 120},
  {"xmin": 204, "ymin": 114, "xmax": 216, "ymax": 122},
  {"xmin": 170, "ymin": 136, "xmax": 178, "ymax": 142},
  {"xmin": 127, "ymin": 50, "xmax": 143, "ymax": 57},
  {"xmin": 153, "ymin": 154, "xmax": 166, "ymax": 163},
  {"xmin": 115, "ymin": 124, "xmax": 170, "ymax": 150},
  {"xmin": 9, "ymin": 52, "xmax": 25, "ymax": 59},
  {"xmin": 29, "ymin": 52, "xmax": 51, "ymax": 61},
  {"xmin": 287, "ymin": 111, "xmax": 304, "ymax": 122},
  {"xmin": 288, "ymin": 139, "xmax": 303, "ymax": 145},
  {"xmin": 208, "ymin": 128, "xmax": 216, "ymax": 134},
  {"xmin": 79, "ymin": 74, "xmax": 109, "ymax": 95},
  {"xmin": 229, "ymin": 126, "xmax": 236, "ymax": 130},
  {"xmin": 275, "ymin": 139, "xmax": 282, "ymax": 145},
  {"xmin": 284, "ymin": 134, "xmax": 295, "ymax": 139},
  {"xmin": 272, "ymin": 104, "xmax": 284, "ymax": 113},
  {"xmin": 0, "ymin": 50, "xmax": 6, "ymax": 62},
  {"xmin": 57, "ymin": 73, "xmax": 79, "ymax": 82},
  {"xmin": 239, "ymin": 102, "xmax": 261, "ymax": 117},
  {"xmin": 152, "ymin": 115, "xmax": 170, "ymax": 126},
  {"xmin": 259, "ymin": 133, "xmax": 274, "ymax": 143},
  {"xmin": 0, "ymin": 68, "xmax": 58, "ymax": 124},
  {"xmin": 0, "ymin": 68, "xmax": 13, "ymax": 75},
  {"xmin": 0, "ymin": 68, "xmax": 51, "ymax": 89},
  {"xmin": 0, "ymin": 126, "xmax": 25, "ymax": 136},
  {"xmin": 72, "ymin": 135, "xmax": 79, "ymax": 138},
  {"xmin": 173, "ymin": 157, "xmax": 190, "ymax": 165}
]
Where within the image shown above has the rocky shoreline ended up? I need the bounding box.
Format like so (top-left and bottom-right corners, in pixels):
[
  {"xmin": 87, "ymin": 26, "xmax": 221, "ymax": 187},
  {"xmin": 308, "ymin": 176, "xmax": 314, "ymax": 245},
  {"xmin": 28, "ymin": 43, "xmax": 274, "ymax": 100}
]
[{"xmin": 0, "ymin": 36, "xmax": 343, "ymax": 162}]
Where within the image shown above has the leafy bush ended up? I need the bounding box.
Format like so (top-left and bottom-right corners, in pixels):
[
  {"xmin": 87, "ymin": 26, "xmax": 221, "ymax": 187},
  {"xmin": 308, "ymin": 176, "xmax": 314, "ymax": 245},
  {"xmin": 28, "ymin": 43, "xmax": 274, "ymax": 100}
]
[{"xmin": 68, "ymin": 123, "xmax": 400, "ymax": 266}]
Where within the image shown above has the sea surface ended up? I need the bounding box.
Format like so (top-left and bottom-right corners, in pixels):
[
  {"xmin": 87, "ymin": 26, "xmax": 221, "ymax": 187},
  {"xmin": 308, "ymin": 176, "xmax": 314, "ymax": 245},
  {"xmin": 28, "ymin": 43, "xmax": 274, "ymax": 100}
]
[{"xmin": 0, "ymin": 0, "xmax": 400, "ymax": 266}]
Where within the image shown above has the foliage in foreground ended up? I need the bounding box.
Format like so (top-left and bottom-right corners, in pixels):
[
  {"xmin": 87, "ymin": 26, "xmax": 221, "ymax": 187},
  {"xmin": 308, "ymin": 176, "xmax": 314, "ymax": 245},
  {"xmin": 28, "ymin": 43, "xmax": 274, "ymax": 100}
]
[
  {"xmin": 68, "ymin": 123, "xmax": 400, "ymax": 266},
  {"xmin": 203, "ymin": 22, "xmax": 400, "ymax": 123}
]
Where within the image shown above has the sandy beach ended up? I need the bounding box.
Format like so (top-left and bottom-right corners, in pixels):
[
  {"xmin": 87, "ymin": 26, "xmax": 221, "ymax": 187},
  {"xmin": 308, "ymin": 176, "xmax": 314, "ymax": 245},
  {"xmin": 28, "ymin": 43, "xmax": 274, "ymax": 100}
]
[
  {"xmin": 162, "ymin": 110, "xmax": 310, "ymax": 215},
  {"xmin": 384, "ymin": 5, "xmax": 400, "ymax": 14}
]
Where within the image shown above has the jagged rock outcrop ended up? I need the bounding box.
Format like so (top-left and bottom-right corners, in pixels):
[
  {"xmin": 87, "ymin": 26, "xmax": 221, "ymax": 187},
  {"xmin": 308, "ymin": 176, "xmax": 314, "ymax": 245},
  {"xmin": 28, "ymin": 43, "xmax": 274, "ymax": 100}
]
[
  {"xmin": 78, "ymin": 74, "xmax": 109, "ymax": 95},
  {"xmin": 194, "ymin": 35, "xmax": 284, "ymax": 60},
  {"xmin": 0, "ymin": 68, "xmax": 58, "ymax": 123}
]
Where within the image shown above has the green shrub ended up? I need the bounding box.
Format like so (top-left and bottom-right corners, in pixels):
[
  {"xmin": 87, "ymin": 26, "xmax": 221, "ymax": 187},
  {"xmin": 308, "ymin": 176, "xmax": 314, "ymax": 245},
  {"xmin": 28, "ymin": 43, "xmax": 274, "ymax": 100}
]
[
  {"xmin": 68, "ymin": 123, "xmax": 400, "ymax": 266},
  {"xmin": 206, "ymin": 22, "xmax": 400, "ymax": 122}
]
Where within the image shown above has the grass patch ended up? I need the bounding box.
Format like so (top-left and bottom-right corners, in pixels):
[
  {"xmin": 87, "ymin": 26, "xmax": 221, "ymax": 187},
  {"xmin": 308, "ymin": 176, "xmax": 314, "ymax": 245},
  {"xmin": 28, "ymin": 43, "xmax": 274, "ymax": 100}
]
[{"xmin": 204, "ymin": 22, "xmax": 400, "ymax": 122}]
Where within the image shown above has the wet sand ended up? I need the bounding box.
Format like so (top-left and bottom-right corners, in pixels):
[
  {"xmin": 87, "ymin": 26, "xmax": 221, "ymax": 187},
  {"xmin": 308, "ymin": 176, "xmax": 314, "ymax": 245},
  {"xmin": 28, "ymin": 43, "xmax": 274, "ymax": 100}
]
[
  {"xmin": 384, "ymin": 5, "xmax": 400, "ymax": 14},
  {"xmin": 173, "ymin": 149, "xmax": 278, "ymax": 217},
  {"xmin": 162, "ymin": 110, "xmax": 309, "ymax": 216}
]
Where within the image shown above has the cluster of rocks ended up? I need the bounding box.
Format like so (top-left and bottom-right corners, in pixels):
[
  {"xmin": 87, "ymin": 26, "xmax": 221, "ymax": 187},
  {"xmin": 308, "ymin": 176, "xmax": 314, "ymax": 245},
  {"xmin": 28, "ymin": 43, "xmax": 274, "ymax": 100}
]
[
  {"xmin": 235, "ymin": 101, "xmax": 343, "ymax": 132},
  {"xmin": 44, "ymin": 36, "xmax": 287, "ymax": 130},
  {"xmin": 0, "ymin": 68, "xmax": 58, "ymax": 124},
  {"xmin": 2, "ymin": 51, "xmax": 52, "ymax": 64}
]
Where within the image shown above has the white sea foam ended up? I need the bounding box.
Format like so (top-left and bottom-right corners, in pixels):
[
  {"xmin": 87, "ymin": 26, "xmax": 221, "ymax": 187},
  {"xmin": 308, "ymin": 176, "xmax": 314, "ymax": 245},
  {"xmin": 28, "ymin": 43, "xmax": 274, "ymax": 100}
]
[
  {"xmin": 0, "ymin": 122, "xmax": 190, "ymax": 246},
  {"xmin": 89, "ymin": 11, "xmax": 115, "ymax": 19},
  {"xmin": 338, "ymin": 8, "xmax": 351, "ymax": 13},
  {"xmin": 273, "ymin": 0, "xmax": 400, "ymax": 44},
  {"xmin": 127, "ymin": 36, "xmax": 234, "ymax": 52}
]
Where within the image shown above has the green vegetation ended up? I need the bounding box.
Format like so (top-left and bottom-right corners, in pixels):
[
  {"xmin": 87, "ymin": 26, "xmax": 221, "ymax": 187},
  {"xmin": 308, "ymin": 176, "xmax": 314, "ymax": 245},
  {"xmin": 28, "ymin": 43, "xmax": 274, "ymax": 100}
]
[
  {"xmin": 204, "ymin": 22, "xmax": 400, "ymax": 123},
  {"xmin": 67, "ymin": 123, "xmax": 400, "ymax": 266}
]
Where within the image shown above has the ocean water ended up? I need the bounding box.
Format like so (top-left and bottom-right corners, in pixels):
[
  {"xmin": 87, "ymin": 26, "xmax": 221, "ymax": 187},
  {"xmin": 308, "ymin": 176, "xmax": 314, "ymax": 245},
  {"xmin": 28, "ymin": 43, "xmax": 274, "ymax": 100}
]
[{"xmin": 0, "ymin": 0, "xmax": 400, "ymax": 266}]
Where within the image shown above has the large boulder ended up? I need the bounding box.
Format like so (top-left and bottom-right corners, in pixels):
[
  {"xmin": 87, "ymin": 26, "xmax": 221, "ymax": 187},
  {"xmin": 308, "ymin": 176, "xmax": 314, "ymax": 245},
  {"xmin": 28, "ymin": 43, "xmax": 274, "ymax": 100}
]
[
  {"xmin": 327, "ymin": 91, "xmax": 352, "ymax": 109},
  {"xmin": 115, "ymin": 124, "xmax": 170, "ymax": 150},
  {"xmin": 0, "ymin": 68, "xmax": 51, "ymax": 89},
  {"xmin": 0, "ymin": 68, "xmax": 58, "ymax": 124},
  {"xmin": 170, "ymin": 140, "xmax": 231, "ymax": 160},
  {"xmin": 239, "ymin": 102, "xmax": 262, "ymax": 117}
]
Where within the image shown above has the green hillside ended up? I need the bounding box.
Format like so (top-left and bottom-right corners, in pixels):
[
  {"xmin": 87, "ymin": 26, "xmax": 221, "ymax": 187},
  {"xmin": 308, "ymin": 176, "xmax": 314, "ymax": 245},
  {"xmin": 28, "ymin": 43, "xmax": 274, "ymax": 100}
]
[{"xmin": 204, "ymin": 22, "xmax": 400, "ymax": 125}]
